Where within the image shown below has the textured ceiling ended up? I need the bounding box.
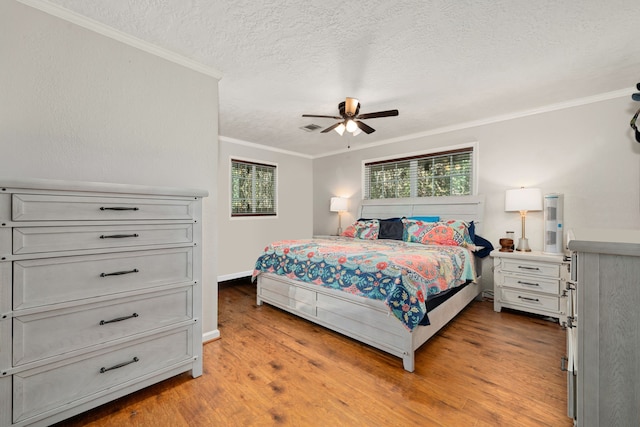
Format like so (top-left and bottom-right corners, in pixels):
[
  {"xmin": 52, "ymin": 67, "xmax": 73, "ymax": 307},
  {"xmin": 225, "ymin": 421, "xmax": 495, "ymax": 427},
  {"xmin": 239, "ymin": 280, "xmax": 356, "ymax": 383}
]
[{"xmin": 41, "ymin": 0, "xmax": 640, "ymax": 157}]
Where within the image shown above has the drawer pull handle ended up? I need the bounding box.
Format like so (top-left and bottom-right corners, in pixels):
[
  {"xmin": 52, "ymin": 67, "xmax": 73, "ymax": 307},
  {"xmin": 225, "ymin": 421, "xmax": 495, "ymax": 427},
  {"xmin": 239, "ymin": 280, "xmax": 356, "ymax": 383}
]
[
  {"xmin": 517, "ymin": 296, "xmax": 540, "ymax": 302},
  {"xmin": 518, "ymin": 266, "xmax": 541, "ymax": 271},
  {"xmin": 517, "ymin": 280, "xmax": 540, "ymax": 287},
  {"xmin": 100, "ymin": 268, "xmax": 139, "ymax": 277},
  {"xmin": 100, "ymin": 233, "xmax": 139, "ymax": 239},
  {"xmin": 100, "ymin": 357, "xmax": 139, "ymax": 373},
  {"xmin": 100, "ymin": 207, "xmax": 139, "ymax": 211},
  {"xmin": 560, "ymin": 356, "xmax": 568, "ymax": 372},
  {"xmin": 100, "ymin": 313, "xmax": 139, "ymax": 325}
]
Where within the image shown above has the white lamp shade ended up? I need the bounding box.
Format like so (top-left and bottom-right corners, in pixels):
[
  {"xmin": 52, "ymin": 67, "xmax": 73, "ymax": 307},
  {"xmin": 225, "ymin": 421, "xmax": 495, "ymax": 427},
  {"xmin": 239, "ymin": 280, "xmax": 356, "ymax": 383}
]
[
  {"xmin": 505, "ymin": 188, "xmax": 542, "ymax": 212},
  {"xmin": 330, "ymin": 197, "xmax": 348, "ymax": 212}
]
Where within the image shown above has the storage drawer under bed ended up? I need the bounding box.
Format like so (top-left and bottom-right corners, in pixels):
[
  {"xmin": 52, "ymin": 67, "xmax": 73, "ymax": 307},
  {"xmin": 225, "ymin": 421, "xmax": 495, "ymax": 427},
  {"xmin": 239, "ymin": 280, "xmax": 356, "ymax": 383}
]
[{"xmin": 258, "ymin": 277, "xmax": 317, "ymax": 316}]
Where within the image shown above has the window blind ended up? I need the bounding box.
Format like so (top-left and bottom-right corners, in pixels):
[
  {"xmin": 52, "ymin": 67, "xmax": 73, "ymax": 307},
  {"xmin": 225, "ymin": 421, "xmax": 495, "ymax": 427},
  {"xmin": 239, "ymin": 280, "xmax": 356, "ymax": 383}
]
[
  {"xmin": 364, "ymin": 147, "xmax": 473, "ymax": 199},
  {"xmin": 231, "ymin": 159, "xmax": 277, "ymax": 216}
]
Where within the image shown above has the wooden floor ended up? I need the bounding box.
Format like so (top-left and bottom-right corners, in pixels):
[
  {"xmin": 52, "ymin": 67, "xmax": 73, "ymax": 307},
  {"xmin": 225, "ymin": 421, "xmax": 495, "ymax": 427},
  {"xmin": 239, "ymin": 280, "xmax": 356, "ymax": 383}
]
[{"xmin": 57, "ymin": 281, "xmax": 572, "ymax": 427}]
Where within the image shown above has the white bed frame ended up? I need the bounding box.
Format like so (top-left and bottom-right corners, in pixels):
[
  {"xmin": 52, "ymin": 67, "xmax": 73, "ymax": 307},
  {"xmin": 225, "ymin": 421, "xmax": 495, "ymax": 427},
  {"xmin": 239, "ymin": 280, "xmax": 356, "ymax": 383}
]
[{"xmin": 256, "ymin": 195, "xmax": 485, "ymax": 372}]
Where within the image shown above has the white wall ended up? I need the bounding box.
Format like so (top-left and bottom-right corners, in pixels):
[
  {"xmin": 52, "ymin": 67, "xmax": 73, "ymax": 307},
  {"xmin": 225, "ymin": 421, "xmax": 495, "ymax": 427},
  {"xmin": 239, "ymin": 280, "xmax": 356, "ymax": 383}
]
[
  {"xmin": 313, "ymin": 96, "xmax": 640, "ymax": 290},
  {"xmin": 217, "ymin": 139, "xmax": 313, "ymax": 279},
  {"xmin": 0, "ymin": 1, "xmax": 221, "ymax": 338}
]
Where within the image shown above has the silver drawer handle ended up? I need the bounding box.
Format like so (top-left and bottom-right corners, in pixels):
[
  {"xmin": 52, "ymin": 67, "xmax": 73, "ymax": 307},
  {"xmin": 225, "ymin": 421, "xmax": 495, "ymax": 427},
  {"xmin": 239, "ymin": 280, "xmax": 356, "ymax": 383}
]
[
  {"xmin": 517, "ymin": 266, "xmax": 541, "ymax": 271},
  {"xmin": 100, "ymin": 313, "xmax": 139, "ymax": 325},
  {"xmin": 100, "ymin": 268, "xmax": 139, "ymax": 277},
  {"xmin": 100, "ymin": 357, "xmax": 139, "ymax": 373},
  {"xmin": 517, "ymin": 296, "xmax": 540, "ymax": 302},
  {"xmin": 517, "ymin": 280, "xmax": 540, "ymax": 287},
  {"xmin": 100, "ymin": 207, "xmax": 139, "ymax": 211},
  {"xmin": 100, "ymin": 233, "xmax": 139, "ymax": 239},
  {"xmin": 560, "ymin": 356, "xmax": 568, "ymax": 372}
]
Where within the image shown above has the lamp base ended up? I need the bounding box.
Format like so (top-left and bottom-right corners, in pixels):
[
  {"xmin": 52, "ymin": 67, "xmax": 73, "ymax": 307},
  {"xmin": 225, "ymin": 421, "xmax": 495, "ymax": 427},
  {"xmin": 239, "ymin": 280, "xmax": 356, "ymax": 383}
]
[{"xmin": 516, "ymin": 237, "xmax": 532, "ymax": 252}]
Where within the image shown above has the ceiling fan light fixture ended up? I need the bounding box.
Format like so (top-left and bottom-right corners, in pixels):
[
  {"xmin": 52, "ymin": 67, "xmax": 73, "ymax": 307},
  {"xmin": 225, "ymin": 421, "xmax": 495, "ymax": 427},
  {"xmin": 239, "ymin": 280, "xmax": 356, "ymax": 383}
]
[
  {"xmin": 303, "ymin": 97, "xmax": 398, "ymax": 136},
  {"xmin": 345, "ymin": 97, "xmax": 359, "ymax": 116}
]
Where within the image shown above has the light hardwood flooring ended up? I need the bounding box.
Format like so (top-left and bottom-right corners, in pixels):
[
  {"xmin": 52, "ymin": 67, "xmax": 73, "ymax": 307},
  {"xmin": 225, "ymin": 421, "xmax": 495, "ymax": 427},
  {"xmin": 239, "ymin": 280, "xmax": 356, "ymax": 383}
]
[{"xmin": 57, "ymin": 281, "xmax": 572, "ymax": 426}]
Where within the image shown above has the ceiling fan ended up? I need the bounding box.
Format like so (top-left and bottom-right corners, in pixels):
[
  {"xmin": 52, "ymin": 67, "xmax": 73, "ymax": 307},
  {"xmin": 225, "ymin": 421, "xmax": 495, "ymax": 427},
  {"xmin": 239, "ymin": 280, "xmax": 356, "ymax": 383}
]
[{"xmin": 302, "ymin": 97, "xmax": 399, "ymax": 135}]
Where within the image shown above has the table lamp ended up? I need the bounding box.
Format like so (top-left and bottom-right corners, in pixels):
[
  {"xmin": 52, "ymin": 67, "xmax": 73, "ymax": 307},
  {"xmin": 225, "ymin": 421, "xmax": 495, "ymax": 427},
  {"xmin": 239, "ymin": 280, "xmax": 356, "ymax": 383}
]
[
  {"xmin": 330, "ymin": 197, "xmax": 348, "ymax": 235},
  {"xmin": 505, "ymin": 187, "xmax": 542, "ymax": 252}
]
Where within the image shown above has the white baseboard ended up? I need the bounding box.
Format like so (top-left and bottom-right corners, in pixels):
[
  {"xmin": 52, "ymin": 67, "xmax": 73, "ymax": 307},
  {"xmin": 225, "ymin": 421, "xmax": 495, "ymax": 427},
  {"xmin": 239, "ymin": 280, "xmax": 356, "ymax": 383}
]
[
  {"xmin": 202, "ymin": 329, "xmax": 220, "ymax": 343},
  {"xmin": 217, "ymin": 270, "xmax": 253, "ymax": 282}
]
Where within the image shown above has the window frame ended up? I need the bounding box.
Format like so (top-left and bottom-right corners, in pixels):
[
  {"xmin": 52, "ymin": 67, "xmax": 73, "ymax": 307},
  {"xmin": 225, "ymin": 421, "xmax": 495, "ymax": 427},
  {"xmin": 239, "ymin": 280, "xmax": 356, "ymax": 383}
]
[
  {"xmin": 361, "ymin": 142, "xmax": 478, "ymax": 200},
  {"xmin": 230, "ymin": 157, "xmax": 278, "ymax": 218}
]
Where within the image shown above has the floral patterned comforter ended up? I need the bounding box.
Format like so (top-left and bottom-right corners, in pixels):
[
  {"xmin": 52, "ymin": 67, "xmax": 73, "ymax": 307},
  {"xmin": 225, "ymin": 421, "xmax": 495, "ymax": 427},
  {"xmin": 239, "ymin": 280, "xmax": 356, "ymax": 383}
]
[{"xmin": 252, "ymin": 237, "xmax": 476, "ymax": 331}]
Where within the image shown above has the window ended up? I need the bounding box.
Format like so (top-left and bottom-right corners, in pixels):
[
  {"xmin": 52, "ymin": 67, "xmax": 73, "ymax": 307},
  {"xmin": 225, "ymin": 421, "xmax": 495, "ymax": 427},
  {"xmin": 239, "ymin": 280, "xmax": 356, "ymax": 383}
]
[
  {"xmin": 364, "ymin": 146, "xmax": 474, "ymax": 199},
  {"xmin": 231, "ymin": 159, "xmax": 277, "ymax": 216}
]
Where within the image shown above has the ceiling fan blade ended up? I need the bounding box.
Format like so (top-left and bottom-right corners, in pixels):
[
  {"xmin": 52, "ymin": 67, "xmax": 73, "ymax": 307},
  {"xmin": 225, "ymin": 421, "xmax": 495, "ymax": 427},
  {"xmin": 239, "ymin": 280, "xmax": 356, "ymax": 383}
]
[
  {"xmin": 345, "ymin": 97, "xmax": 360, "ymax": 116},
  {"xmin": 302, "ymin": 114, "xmax": 343, "ymax": 119},
  {"xmin": 356, "ymin": 109, "xmax": 399, "ymax": 120},
  {"xmin": 320, "ymin": 122, "xmax": 343, "ymax": 133},
  {"xmin": 355, "ymin": 120, "xmax": 375, "ymax": 134}
]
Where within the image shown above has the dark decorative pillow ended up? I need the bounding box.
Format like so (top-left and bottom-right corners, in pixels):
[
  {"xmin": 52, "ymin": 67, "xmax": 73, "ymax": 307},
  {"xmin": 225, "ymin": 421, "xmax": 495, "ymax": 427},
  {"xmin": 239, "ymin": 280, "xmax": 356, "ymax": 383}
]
[
  {"xmin": 378, "ymin": 219, "xmax": 404, "ymax": 240},
  {"xmin": 472, "ymin": 234, "xmax": 494, "ymax": 258},
  {"xmin": 468, "ymin": 221, "xmax": 476, "ymax": 240}
]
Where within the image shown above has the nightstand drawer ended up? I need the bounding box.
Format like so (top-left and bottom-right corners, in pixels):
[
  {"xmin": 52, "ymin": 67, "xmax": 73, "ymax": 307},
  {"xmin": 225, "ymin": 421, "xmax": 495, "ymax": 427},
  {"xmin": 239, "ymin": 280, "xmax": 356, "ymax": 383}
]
[
  {"xmin": 501, "ymin": 275, "xmax": 560, "ymax": 295},
  {"xmin": 501, "ymin": 259, "xmax": 559, "ymax": 278},
  {"xmin": 501, "ymin": 289, "xmax": 559, "ymax": 312}
]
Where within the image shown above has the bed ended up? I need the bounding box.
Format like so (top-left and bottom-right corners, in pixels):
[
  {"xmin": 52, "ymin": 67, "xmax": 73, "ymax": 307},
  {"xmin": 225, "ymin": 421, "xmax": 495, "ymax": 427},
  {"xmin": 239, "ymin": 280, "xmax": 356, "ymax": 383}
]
[{"xmin": 253, "ymin": 195, "xmax": 485, "ymax": 372}]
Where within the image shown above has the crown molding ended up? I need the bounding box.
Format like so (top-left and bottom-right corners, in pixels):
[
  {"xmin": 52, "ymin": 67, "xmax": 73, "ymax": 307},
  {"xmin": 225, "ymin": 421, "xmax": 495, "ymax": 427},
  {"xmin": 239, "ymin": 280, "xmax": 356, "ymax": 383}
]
[
  {"xmin": 16, "ymin": 0, "xmax": 223, "ymax": 80},
  {"xmin": 313, "ymin": 87, "xmax": 633, "ymax": 159},
  {"xmin": 219, "ymin": 136, "xmax": 314, "ymax": 159}
]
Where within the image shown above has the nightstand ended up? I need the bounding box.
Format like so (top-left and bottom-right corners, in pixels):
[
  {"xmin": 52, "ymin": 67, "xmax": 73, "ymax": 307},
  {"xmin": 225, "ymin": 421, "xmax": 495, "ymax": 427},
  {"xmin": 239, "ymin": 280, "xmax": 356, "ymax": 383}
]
[{"xmin": 491, "ymin": 250, "xmax": 569, "ymax": 323}]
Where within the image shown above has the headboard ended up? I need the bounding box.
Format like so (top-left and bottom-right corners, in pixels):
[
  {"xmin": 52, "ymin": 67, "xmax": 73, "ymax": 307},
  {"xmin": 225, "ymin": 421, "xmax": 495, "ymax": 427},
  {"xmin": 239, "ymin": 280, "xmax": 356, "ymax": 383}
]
[{"xmin": 358, "ymin": 195, "xmax": 485, "ymax": 233}]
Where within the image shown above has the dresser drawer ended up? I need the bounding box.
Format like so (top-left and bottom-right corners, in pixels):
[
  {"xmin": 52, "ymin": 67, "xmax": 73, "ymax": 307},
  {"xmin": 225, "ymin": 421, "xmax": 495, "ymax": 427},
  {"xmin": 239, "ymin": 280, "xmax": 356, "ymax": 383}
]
[
  {"xmin": 13, "ymin": 223, "xmax": 193, "ymax": 254},
  {"xmin": 500, "ymin": 274, "xmax": 560, "ymax": 295},
  {"xmin": 13, "ymin": 286, "xmax": 193, "ymax": 365},
  {"xmin": 12, "ymin": 194, "xmax": 196, "ymax": 221},
  {"xmin": 13, "ymin": 247, "xmax": 193, "ymax": 310},
  {"xmin": 12, "ymin": 327, "xmax": 193, "ymax": 423},
  {"xmin": 501, "ymin": 259, "xmax": 560, "ymax": 278},
  {"xmin": 501, "ymin": 289, "xmax": 559, "ymax": 312}
]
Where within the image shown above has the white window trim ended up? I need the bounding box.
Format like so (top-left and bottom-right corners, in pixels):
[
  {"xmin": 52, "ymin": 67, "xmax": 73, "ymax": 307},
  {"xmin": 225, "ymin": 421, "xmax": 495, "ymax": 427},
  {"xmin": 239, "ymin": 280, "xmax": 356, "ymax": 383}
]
[
  {"xmin": 361, "ymin": 141, "xmax": 479, "ymax": 198},
  {"xmin": 229, "ymin": 156, "xmax": 279, "ymax": 220}
]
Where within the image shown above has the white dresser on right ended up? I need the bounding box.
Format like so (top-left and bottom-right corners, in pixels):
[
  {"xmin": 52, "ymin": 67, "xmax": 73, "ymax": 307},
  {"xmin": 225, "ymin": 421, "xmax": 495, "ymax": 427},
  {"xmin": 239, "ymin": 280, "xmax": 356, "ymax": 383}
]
[{"xmin": 567, "ymin": 229, "xmax": 640, "ymax": 427}]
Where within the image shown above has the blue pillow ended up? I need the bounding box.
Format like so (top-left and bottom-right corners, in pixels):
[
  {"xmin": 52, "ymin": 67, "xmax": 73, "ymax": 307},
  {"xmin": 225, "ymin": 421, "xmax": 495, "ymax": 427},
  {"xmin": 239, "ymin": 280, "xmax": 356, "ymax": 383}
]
[
  {"xmin": 408, "ymin": 216, "xmax": 440, "ymax": 222},
  {"xmin": 468, "ymin": 221, "xmax": 476, "ymax": 240}
]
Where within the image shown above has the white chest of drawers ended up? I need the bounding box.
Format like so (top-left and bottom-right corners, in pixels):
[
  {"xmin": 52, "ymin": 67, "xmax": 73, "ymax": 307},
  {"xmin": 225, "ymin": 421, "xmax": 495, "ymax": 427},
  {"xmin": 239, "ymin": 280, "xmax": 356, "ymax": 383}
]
[
  {"xmin": 491, "ymin": 250, "xmax": 568, "ymax": 324},
  {"xmin": 0, "ymin": 179, "xmax": 207, "ymax": 427}
]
